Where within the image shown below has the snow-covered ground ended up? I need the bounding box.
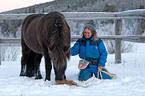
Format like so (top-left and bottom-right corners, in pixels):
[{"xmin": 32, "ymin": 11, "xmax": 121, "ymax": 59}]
[{"xmin": 0, "ymin": 42, "xmax": 145, "ymax": 96}]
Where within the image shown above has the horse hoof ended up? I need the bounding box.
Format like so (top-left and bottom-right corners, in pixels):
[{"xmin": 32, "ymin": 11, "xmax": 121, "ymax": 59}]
[
  {"xmin": 20, "ymin": 73, "xmax": 26, "ymax": 76},
  {"xmin": 26, "ymin": 71, "xmax": 34, "ymax": 77},
  {"xmin": 45, "ymin": 78, "xmax": 50, "ymax": 81},
  {"xmin": 35, "ymin": 75, "xmax": 43, "ymax": 79},
  {"xmin": 26, "ymin": 73, "xmax": 34, "ymax": 77}
]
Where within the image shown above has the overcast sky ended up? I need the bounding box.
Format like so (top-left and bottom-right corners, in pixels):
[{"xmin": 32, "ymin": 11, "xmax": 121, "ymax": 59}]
[{"xmin": 0, "ymin": 0, "xmax": 54, "ymax": 12}]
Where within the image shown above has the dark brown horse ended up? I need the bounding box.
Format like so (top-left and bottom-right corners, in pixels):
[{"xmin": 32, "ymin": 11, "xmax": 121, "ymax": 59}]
[{"xmin": 20, "ymin": 11, "xmax": 71, "ymax": 81}]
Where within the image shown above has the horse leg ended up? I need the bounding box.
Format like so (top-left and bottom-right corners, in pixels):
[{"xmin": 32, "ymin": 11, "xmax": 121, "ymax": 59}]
[
  {"xmin": 20, "ymin": 39, "xmax": 31, "ymax": 76},
  {"xmin": 25, "ymin": 51, "xmax": 36, "ymax": 77},
  {"xmin": 20, "ymin": 55, "xmax": 28, "ymax": 76},
  {"xmin": 43, "ymin": 48, "xmax": 52, "ymax": 81},
  {"xmin": 34, "ymin": 53, "xmax": 43, "ymax": 79},
  {"xmin": 44, "ymin": 54, "xmax": 52, "ymax": 81}
]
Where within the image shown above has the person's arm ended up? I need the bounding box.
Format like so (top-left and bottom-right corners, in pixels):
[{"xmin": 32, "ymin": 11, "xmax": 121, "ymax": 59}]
[
  {"xmin": 98, "ymin": 41, "xmax": 108, "ymax": 67},
  {"xmin": 70, "ymin": 40, "xmax": 80, "ymax": 56}
]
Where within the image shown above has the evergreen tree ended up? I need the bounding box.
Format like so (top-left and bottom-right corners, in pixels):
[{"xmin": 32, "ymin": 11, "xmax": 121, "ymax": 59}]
[
  {"xmin": 88, "ymin": 20, "xmax": 95, "ymax": 27},
  {"xmin": 25, "ymin": 9, "xmax": 27, "ymax": 13},
  {"xmin": 42, "ymin": 8, "xmax": 45, "ymax": 13},
  {"xmin": 28, "ymin": 7, "xmax": 32, "ymax": 13},
  {"xmin": 103, "ymin": 4, "xmax": 116, "ymax": 12},
  {"xmin": 32, "ymin": 6, "xmax": 36, "ymax": 13},
  {"xmin": 68, "ymin": 5, "xmax": 70, "ymax": 9}
]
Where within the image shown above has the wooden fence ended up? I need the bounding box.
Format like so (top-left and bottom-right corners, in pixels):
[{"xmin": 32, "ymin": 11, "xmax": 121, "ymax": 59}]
[{"xmin": 0, "ymin": 9, "xmax": 145, "ymax": 65}]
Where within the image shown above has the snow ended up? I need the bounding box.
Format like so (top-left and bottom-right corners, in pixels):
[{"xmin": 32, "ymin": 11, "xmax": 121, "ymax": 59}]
[{"xmin": 0, "ymin": 42, "xmax": 145, "ymax": 96}]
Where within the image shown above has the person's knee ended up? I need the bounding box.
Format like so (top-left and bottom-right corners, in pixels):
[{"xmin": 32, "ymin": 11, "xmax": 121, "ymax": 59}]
[
  {"xmin": 78, "ymin": 69, "xmax": 92, "ymax": 81},
  {"xmin": 101, "ymin": 73, "xmax": 112, "ymax": 79},
  {"xmin": 78, "ymin": 74, "xmax": 91, "ymax": 81}
]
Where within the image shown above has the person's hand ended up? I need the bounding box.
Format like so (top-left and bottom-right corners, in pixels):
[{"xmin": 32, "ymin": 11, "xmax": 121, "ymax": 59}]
[
  {"xmin": 78, "ymin": 61, "xmax": 89, "ymax": 69},
  {"xmin": 98, "ymin": 66, "xmax": 104, "ymax": 70}
]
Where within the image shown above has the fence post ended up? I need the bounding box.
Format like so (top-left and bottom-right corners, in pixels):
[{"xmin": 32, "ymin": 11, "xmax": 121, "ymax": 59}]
[{"xmin": 115, "ymin": 20, "xmax": 122, "ymax": 63}]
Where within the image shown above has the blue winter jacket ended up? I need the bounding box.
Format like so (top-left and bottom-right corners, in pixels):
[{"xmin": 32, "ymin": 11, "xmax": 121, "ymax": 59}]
[{"xmin": 70, "ymin": 37, "xmax": 108, "ymax": 67}]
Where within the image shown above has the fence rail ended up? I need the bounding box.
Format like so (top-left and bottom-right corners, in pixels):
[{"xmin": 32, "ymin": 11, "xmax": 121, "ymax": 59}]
[
  {"xmin": 71, "ymin": 35, "xmax": 145, "ymax": 42},
  {"xmin": 1, "ymin": 35, "xmax": 145, "ymax": 43}
]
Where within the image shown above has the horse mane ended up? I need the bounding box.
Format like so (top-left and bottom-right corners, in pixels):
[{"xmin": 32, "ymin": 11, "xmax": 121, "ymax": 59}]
[{"xmin": 38, "ymin": 11, "xmax": 71, "ymax": 68}]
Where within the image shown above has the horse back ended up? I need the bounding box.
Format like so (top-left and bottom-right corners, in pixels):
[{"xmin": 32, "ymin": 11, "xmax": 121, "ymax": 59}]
[
  {"xmin": 21, "ymin": 14, "xmax": 45, "ymax": 53},
  {"xmin": 22, "ymin": 14, "xmax": 44, "ymax": 31}
]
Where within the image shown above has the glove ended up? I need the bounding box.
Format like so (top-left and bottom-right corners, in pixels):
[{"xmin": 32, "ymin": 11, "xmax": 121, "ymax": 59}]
[{"xmin": 78, "ymin": 59, "xmax": 89, "ymax": 69}]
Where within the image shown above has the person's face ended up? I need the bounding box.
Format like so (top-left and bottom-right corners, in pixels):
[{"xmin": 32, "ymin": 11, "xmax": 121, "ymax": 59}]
[{"xmin": 83, "ymin": 29, "xmax": 92, "ymax": 38}]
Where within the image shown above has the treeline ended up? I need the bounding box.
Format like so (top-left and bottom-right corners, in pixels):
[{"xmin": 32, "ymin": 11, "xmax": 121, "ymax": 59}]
[{"xmin": 1, "ymin": 0, "xmax": 144, "ymax": 14}]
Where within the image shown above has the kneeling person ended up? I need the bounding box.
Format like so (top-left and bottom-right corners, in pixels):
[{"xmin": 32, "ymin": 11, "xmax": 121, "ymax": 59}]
[{"xmin": 70, "ymin": 24, "xmax": 112, "ymax": 81}]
